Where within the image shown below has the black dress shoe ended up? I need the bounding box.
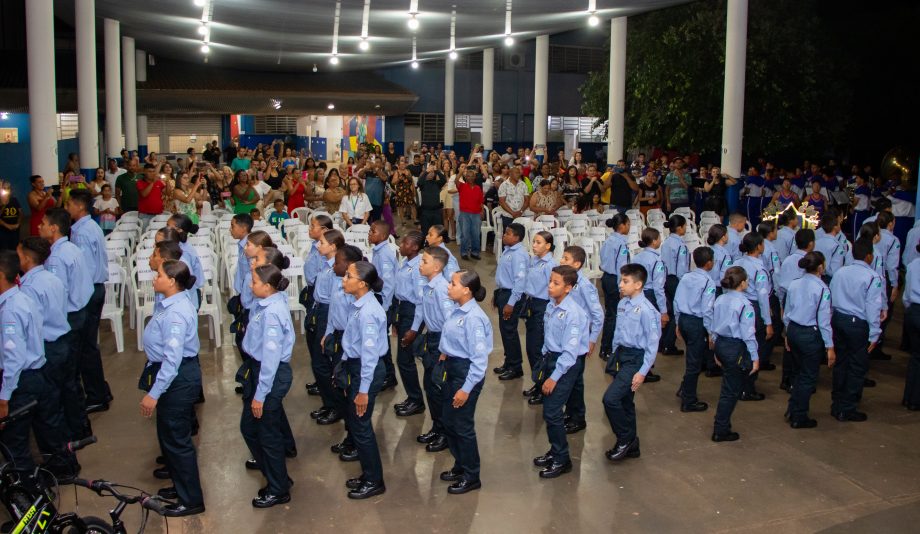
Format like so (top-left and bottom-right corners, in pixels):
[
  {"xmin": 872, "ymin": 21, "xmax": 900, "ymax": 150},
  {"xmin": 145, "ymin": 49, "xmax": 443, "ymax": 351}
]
[
  {"xmin": 163, "ymin": 503, "xmax": 205, "ymax": 517},
  {"xmin": 252, "ymin": 493, "xmax": 291, "ymax": 508},
  {"xmin": 533, "ymin": 452, "xmax": 554, "ymax": 467},
  {"xmin": 644, "ymin": 372, "xmax": 661, "ymax": 383},
  {"xmin": 306, "ymin": 384, "xmax": 320, "ymax": 396},
  {"xmin": 235, "ymin": 385, "xmax": 244, "ymax": 395},
  {"xmin": 711, "ymin": 432, "xmax": 740, "ymax": 442},
  {"xmin": 565, "ymin": 420, "xmax": 587, "ymax": 434},
  {"xmin": 310, "ymin": 407, "xmax": 331, "ymax": 420},
  {"xmin": 863, "ymin": 378, "xmax": 877, "ymax": 387},
  {"xmin": 380, "ymin": 376, "xmax": 399, "ymax": 391},
  {"xmin": 416, "ymin": 430, "xmax": 440, "ymax": 444},
  {"xmin": 705, "ymin": 368, "xmax": 723, "ymax": 377},
  {"xmin": 259, "ymin": 478, "xmax": 294, "ymax": 497},
  {"xmin": 395, "ymin": 402, "xmax": 425, "ymax": 417},
  {"xmin": 907, "ymin": 404, "xmax": 920, "ymax": 411},
  {"xmin": 461, "ymin": 254, "xmax": 470, "ymax": 260},
  {"xmin": 440, "ymin": 467, "xmax": 465, "ymax": 482},
  {"xmin": 393, "ymin": 398, "xmax": 411, "ymax": 410},
  {"xmin": 760, "ymin": 362, "xmax": 777, "ymax": 371},
  {"xmin": 681, "ymin": 401, "xmax": 709, "ymax": 413},
  {"xmin": 493, "ymin": 364, "xmax": 508, "ymax": 374},
  {"xmin": 339, "ymin": 447, "xmax": 359, "ymax": 462},
  {"xmin": 425, "ymin": 435, "xmax": 448, "ymax": 452},
  {"xmin": 245, "ymin": 458, "xmax": 260, "ymax": 470},
  {"xmin": 331, "ymin": 440, "xmax": 352, "ymax": 454},
  {"xmin": 153, "ymin": 466, "xmax": 171, "ymax": 480},
  {"xmin": 85, "ymin": 402, "xmax": 109, "ymax": 414},
  {"xmin": 539, "ymin": 460, "xmax": 573, "ymax": 479},
  {"xmin": 605, "ymin": 438, "xmax": 640, "ymax": 461},
  {"xmin": 527, "ymin": 392, "xmax": 544, "ymax": 405},
  {"xmin": 158, "ymin": 486, "xmax": 178, "ymax": 500},
  {"xmin": 661, "ymin": 348, "xmax": 684, "ymax": 356},
  {"xmin": 286, "ymin": 448, "xmax": 297, "ymax": 459},
  {"xmin": 790, "ymin": 418, "xmax": 818, "ymax": 429},
  {"xmin": 348, "ymin": 481, "xmax": 386, "ymax": 499},
  {"xmin": 498, "ymin": 369, "xmax": 524, "ymax": 381},
  {"xmin": 447, "ymin": 479, "xmax": 481, "ymax": 494},
  {"xmin": 155, "ymin": 455, "xmax": 166, "ymax": 465},
  {"xmin": 470, "ymin": 254, "xmax": 481, "ymax": 260},
  {"xmin": 346, "ymin": 476, "xmax": 365, "ymax": 490},
  {"xmin": 740, "ymin": 392, "xmax": 765, "ymax": 401},
  {"xmin": 317, "ymin": 410, "xmax": 343, "ymax": 425},
  {"xmin": 835, "ymin": 411, "xmax": 868, "ymax": 422},
  {"xmin": 523, "ymin": 384, "xmax": 538, "ymax": 396}
]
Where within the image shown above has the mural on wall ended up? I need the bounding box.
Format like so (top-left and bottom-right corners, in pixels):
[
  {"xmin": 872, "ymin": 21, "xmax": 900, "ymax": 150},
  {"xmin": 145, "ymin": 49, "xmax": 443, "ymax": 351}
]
[{"xmin": 343, "ymin": 116, "xmax": 383, "ymax": 158}]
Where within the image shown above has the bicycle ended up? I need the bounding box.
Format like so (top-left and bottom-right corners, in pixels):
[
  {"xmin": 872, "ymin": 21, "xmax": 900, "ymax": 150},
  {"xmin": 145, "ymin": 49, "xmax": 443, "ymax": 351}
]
[{"xmin": 1, "ymin": 401, "xmax": 169, "ymax": 533}]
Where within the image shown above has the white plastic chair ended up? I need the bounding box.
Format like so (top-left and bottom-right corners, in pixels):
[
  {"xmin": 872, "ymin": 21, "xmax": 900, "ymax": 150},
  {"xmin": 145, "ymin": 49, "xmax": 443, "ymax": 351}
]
[
  {"xmin": 198, "ymin": 265, "xmax": 222, "ymax": 348},
  {"xmin": 564, "ymin": 219, "xmax": 590, "ymax": 237},
  {"xmin": 292, "ymin": 207, "xmax": 311, "ymax": 221},
  {"xmin": 550, "ymin": 227, "xmax": 572, "ymax": 262},
  {"xmin": 536, "ymin": 215, "xmax": 558, "ymax": 229},
  {"xmin": 646, "ymin": 208, "xmax": 667, "ymax": 226},
  {"xmin": 283, "ymin": 269, "xmax": 307, "ymax": 334},
  {"xmin": 131, "ymin": 266, "xmax": 156, "ymax": 350},
  {"xmin": 101, "ymin": 264, "xmax": 126, "ymax": 353},
  {"xmin": 674, "ymin": 207, "xmax": 695, "ymax": 222},
  {"xmin": 480, "ymin": 206, "xmax": 495, "ymax": 253}
]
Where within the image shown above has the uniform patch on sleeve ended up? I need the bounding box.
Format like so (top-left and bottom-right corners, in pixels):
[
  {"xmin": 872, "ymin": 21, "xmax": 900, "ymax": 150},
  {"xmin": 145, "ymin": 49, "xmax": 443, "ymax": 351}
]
[
  {"xmin": 170, "ymin": 323, "xmax": 183, "ymax": 335},
  {"xmin": 875, "ymin": 280, "xmax": 883, "ymax": 288},
  {"xmin": 706, "ymin": 287, "xmax": 716, "ymax": 294},
  {"xmin": 266, "ymin": 326, "xmax": 279, "ymax": 337},
  {"xmin": 620, "ymin": 248, "xmax": 628, "ymax": 255},
  {"xmin": 3, "ymin": 340, "xmax": 15, "ymax": 350},
  {"xmin": 474, "ymin": 327, "xmax": 484, "ymax": 338},
  {"xmin": 680, "ymin": 248, "xmax": 687, "ymax": 255},
  {"xmin": 442, "ymin": 299, "xmax": 453, "ymax": 309},
  {"xmin": 745, "ymin": 311, "xmax": 755, "ymax": 319},
  {"xmin": 167, "ymin": 338, "xmax": 180, "ymax": 348},
  {"xmin": 475, "ymin": 342, "xmax": 486, "ymax": 352},
  {"xmin": 3, "ymin": 323, "xmax": 15, "ymax": 335},
  {"xmin": 656, "ymin": 263, "xmax": 665, "ymax": 272},
  {"xmin": 364, "ymin": 323, "xmax": 377, "ymax": 335},
  {"xmin": 266, "ymin": 340, "xmax": 278, "ymax": 351},
  {"xmin": 756, "ymin": 273, "xmax": 767, "ymax": 282},
  {"xmin": 823, "ymin": 292, "xmax": 830, "ymax": 301}
]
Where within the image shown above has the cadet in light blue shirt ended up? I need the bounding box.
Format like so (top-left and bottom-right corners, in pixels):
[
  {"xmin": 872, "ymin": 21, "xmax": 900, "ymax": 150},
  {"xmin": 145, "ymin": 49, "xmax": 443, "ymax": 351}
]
[
  {"xmin": 438, "ymin": 270, "xmax": 492, "ymax": 493},
  {"xmin": 757, "ymin": 223, "xmax": 782, "ymax": 283},
  {"xmin": 303, "ymin": 215, "xmax": 335, "ymax": 293},
  {"xmin": 425, "ymin": 225, "xmax": 459, "ymax": 280},
  {"xmin": 903, "ymin": 220, "xmax": 920, "ymax": 267},
  {"xmin": 661, "ymin": 225, "xmax": 690, "ymax": 279},
  {"xmin": 522, "ymin": 231, "xmax": 558, "ymax": 404},
  {"xmin": 139, "ymin": 260, "xmax": 205, "ymax": 511},
  {"xmin": 706, "ymin": 224, "xmax": 734, "ymax": 287},
  {"xmin": 903, "ymin": 250, "xmax": 920, "ymax": 409},
  {"xmin": 392, "ymin": 232, "xmax": 427, "ymax": 415},
  {"xmin": 711, "ymin": 266, "xmax": 759, "ymax": 441},
  {"xmin": 156, "ymin": 225, "xmax": 206, "ymax": 310},
  {"xmin": 41, "ymin": 214, "xmax": 93, "ymax": 314},
  {"xmin": 775, "ymin": 214, "xmax": 798, "ymax": 262},
  {"xmin": 239, "ymin": 265, "xmax": 295, "ymax": 503},
  {"xmin": 829, "ymin": 238, "xmax": 885, "ymax": 421},
  {"xmin": 68, "ymin": 202, "xmax": 109, "ymax": 285},
  {"xmin": 737, "ymin": 233, "xmax": 774, "ymax": 396},
  {"xmin": 599, "ymin": 214, "xmax": 632, "ymax": 360},
  {"xmin": 369, "ymin": 222, "xmax": 397, "ymax": 311},
  {"xmin": 814, "ymin": 214, "xmax": 846, "ymax": 280},
  {"xmin": 340, "ymin": 262, "xmax": 389, "ymax": 497},
  {"xmin": 602, "ymin": 264, "xmax": 660, "ymax": 461},
  {"xmin": 534, "ymin": 266, "xmax": 588, "ymax": 478},
  {"xmin": 725, "ymin": 214, "xmax": 746, "ymax": 261},
  {"xmin": 783, "ymin": 251, "xmax": 834, "ymax": 428},
  {"xmin": 306, "ymin": 229, "xmax": 343, "ymax": 419},
  {"xmin": 674, "ymin": 247, "xmax": 717, "ymax": 411},
  {"xmin": 493, "ymin": 224, "xmax": 529, "ymax": 379},
  {"xmin": 776, "ymin": 229, "xmax": 815, "ymax": 302},
  {"xmin": 633, "ymin": 229, "xmax": 668, "ymax": 315},
  {"xmin": 659, "ymin": 215, "xmax": 690, "ymax": 354}
]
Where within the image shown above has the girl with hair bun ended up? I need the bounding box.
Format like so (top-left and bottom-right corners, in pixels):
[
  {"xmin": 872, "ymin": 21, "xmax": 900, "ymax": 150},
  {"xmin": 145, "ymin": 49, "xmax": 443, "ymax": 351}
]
[
  {"xmin": 425, "ymin": 224, "xmax": 460, "ymax": 280},
  {"xmin": 784, "ymin": 251, "xmax": 833, "ymax": 428},
  {"xmin": 140, "ymin": 259, "xmax": 205, "ymax": 516},
  {"xmin": 166, "ymin": 214, "xmax": 206, "ymax": 310},
  {"xmin": 660, "ymin": 215, "xmax": 689, "ymax": 355},
  {"xmin": 522, "ymin": 230, "xmax": 558, "ymax": 404},
  {"xmin": 437, "ymin": 269, "xmax": 492, "ymax": 494},
  {"xmin": 305, "ymin": 229, "xmax": 344, "ymax": 423},
  {"xmin": 340, "ymin": 261, "xmax": 389, "ymax": 499},
  {"xmin": 709, "ymin": 266, "xmax": 760, "ymax": 443},
  {"xmin": 599, "ymin": 213, "xmax": 632, "ymax": 361},
  {"xmin": 706, "ymin": 224, "xmax": 733, "ymax": 288},
  {"xmin": 239, "ymin": 263, "xmax": 295, "ymax": 508},
  {"xmin": 632, "ymin": 228, "xmax": 666, "ymax": 381},
  {"xmin": 735, "ymin": 231, "xmax": 774, "ymax": 399}
]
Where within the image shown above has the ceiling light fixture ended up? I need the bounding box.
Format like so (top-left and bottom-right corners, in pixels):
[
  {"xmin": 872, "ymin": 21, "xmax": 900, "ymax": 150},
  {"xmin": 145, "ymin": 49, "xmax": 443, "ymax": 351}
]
[
  {"xmin": 448, "ymin": 6, "xmax": 458, "ymax": 60},
  {"xmin": 271, "ymin": 99, "xmax": 282, "ymax": 110},
  {"xmin": 411, "ymin": 36, "xmax": 419, "ymax": 69},
  {"xmin": 327, "ymin": 103, "xmax": 335, "ymax": 110},
  {"xmin": 312, "ymin": 64, "xmax": 318, "ymax": 73},
  {"xmin": 359, "ymin": 0, "xmax": 371, "ymax": 51},
  {"xmin": 407, "ymin": 0, "xmax": 419, "ymax": 30},
  {"xmin": 330, "ymin": 1, "xmax": 341, "ymax": 65},
  {"xmin": 330, "ymin": 54, "xmax": 339, "ymax": 65},
  {"xmin": 197, "ymin": 22, "xmax": 208, "ymax": 35},
  {"xmin": 200, "ymin": 43, "xmax": 210, "ymax": 54},
  {"xmin": 194, "ymin": 0, "xmax": 205, "ymax": 6},
  {"xmin": 504, "ymin": 0, "xmax": 514, "ymax": 46},
  {"xmin": 359, "ymin": 38, "xmax": 370, "ymax": 51},
  {"xmin": 587, "ymin": 0, "xmax": 599, "ymax": 26},
  {"xmin": 197, "ymin": 1, "xmax": 213, "ymax": 56}
]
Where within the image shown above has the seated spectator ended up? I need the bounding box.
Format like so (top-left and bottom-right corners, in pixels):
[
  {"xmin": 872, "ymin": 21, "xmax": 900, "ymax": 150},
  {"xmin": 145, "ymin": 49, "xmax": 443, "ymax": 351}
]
[
  {"xmin": 250, "ymin": 208, "xmax": 262, "ymax": 222},
  {"xmin": 637, "ymin": 170, "xmax": 661, "ymax": 216},
  {"xmin": 340, "ymin": 177, "xmax": 371, "ymax": 227},
  {"xmin": 93, "ymin": 184, "xmax": 119, "ymax": 235},
  {"xmin": 268, "ymin": 198, "xmax": 289, "ymax": 231},
  {"xmin": 323, "ymin": 170, "xmax": 346, "ymax": 215},
  {"xmin": 529, "ymin": 178, "xmax": 564, "ymax": 217},
  {"xmin": 231, "ymin": 170, "xmax": 258, "ymax": 214}
]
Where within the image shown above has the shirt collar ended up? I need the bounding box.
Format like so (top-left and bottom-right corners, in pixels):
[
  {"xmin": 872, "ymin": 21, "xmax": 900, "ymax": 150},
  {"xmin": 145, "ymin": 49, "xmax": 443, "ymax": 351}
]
[
  {"xmin": 643, "ymin": 247, "xmax": 660, "ymax": 257},
  {"xmin": 20, "ymin": 266, "xmax": 44, "ymax": 285},
  {"xmin": 504, "ymin": 242, "xmax": 522, "ymax": 253},
  {"xmin": 354, "ymin": 291, "xmax": 376, "ymax": 308},
  {"xmin": 552, "ymin": 293, "xmax": 576, "ymax": 311},
  {"xmin": 258, "ymin": 291, "xmax": 286, "ymax": 308},
  {"xmin": 406, "ymin": 255, "xmax": 420, "ymax": 267},
  {"xmin": 161, "ymin": 291, "xmax": 189, "ymax": 308},
  {"xmin": 623, "ymin": 291, "xmax": 648, "ymax": 307},
  {"xmin": 73, "ymin": 214, "xmax": 92, "ymax": 228},
  {"xmin": 324, "ymin": 257, "xmax": 334, "ymax": 268},
  {"xmin": 457, "ymin": 299, "xmax": 476, "ymax": 314},
  {"xmin": 0, "ymin": 286, "xmax": 20, "ymax": 308},
  {"xmin": 373, "ymin": 241, "xmax": 387, "ymax": 252},
  {"xmin": 50, "ymin": 236, "xmax": 69, "ymax": 251}
]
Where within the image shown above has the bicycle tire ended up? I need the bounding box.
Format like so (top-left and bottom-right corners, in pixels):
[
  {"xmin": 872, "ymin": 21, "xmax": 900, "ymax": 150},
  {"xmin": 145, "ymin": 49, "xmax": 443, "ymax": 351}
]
[{"xmin": 73, "ymin": 516, "xmax": 115, "ymax": 534}]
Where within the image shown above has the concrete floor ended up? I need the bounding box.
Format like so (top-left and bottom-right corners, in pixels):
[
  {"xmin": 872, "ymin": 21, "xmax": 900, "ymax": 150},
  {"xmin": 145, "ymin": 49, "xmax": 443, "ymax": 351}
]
[{"xmin": 33, "ymin": 236, "xmax": 920, "ymax": 534}]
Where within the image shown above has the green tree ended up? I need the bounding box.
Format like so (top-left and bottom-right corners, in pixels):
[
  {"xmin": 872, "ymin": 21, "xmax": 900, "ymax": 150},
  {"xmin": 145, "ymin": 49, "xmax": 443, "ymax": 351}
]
[{"xmin": 580, "ymin": 0, "xmax": 851, "ymax": 158}]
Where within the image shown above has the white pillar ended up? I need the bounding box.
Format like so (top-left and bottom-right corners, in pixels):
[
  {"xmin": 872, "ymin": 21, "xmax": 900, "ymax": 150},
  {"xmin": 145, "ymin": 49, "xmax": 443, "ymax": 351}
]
[
  {"xmin": 104, "ymin": 18, "xmax": 122, "ymax": 159},
  {"xmin": 720, "ymin": 0, "xmax": 748, "ymax": 177},
  {"xmin": 122, "ymin": 36, "xmax": 137, "ymax": 152},
  {"xmin": 137, "ymin": 115, "xmax": 148, "ymax": 155},
  {"xmin": 482, "ymin": 48, "xmax": 495, "ymax": 153},
  {"xmin": 135, "ymin": 49, "xmax": 147, "ymax": 82},
  {"xmin": 444, "ymin": 59, "xmax": 455, "ymax": 148},
  {"xmin": 135, "ymin": 49, "xmax": 147, "ymax": 157},
  {"xmin": 607, "ymin": 17, "xmax": 627, "ymax": 164},
  {"xmin": 533, "ymin": 35, "xmax": 549, "ymax": 158},
  {"xmin": 26, "ymin": 0, "xmax": 58, "ymax": 184},
  {"xmin": 75, "ymin": 0, "xmax": 99, "ymax": 173}
]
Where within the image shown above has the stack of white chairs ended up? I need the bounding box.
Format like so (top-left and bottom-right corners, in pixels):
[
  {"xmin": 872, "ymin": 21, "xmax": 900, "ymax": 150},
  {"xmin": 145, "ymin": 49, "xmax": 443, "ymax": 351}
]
[
  {"xmin": 556, "ymin": 208, "xmax": 574, "ymax": 226},
  {"xmin": 564, "ymin": 218, "xmax": 590, "ymax": 238},
  {"xmin": 131, "ymin": 263, "xmax": 157, "ymax": 350},
  {"xmin": 197, "ymin": 257, "xmax": 222, "ymax": 348},
  {"xmin": 292, "ymin": 207, "xmax": 311, "ymax": 221},
  {"xmin": 479, "ymin": 206, "xmax": 495, "ymax": 253},
  {"xmin": 674, "ymin": 207, "xmax": 695, "ymax": 222},
  {"xmin": 535, "ymin": 215, "xmax": 557, "ymax": 229},
  {"xmin": 625, "ymin": 209, "xmax": 645, "ymax": 232},
  {"xmin": 550, "ymin": 227, "xmax": 572, "ymax": 262},
  {"xmin": 491, "ymin": 207, "xmax": 506, "ymax": 256},
  {"xmin": 101, "ymin": 263, "xmax": 126, "ymax": 353}
]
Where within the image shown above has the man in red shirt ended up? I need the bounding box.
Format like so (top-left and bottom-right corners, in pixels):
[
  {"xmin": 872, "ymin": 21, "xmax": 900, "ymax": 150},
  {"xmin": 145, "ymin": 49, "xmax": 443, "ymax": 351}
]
[
  {"xmin": 137, "ymin": 163, "xmax": 166, "ymax": 228},
  {"xmin": 457, "ymin": 164, "xmax": 485, "ymax": 260}
]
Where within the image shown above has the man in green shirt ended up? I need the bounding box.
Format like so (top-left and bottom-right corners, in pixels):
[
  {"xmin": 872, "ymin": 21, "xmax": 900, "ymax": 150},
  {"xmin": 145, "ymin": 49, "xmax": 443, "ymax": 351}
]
[
  {"xmin": 230, "ymin": 147, "xmax": 252, "ymax": 172},
  {"xmin": 115, "ymin": 157, "xmax": 141, "ymax": 212},
  {"xmin": 664, "ymin": 158, "xmax": 689, "ymax": 213}
]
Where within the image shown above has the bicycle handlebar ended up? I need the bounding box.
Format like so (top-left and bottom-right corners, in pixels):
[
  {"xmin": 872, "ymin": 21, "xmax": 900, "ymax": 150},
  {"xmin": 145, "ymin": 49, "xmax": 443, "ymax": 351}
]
[
  {"xmin": 72, "ymin": 479, "xmax": 169, "ymax": 515},
  {"xmin": 66, "ymin": 436, "xmax": 97, "ymax": 454},
  {"xmin": 0, "ymin": 400, "xmax": 38, "ymax": 425},
  {"xmin": 140, "ymin": 496, "xmax": 167, "ymax": 515}
]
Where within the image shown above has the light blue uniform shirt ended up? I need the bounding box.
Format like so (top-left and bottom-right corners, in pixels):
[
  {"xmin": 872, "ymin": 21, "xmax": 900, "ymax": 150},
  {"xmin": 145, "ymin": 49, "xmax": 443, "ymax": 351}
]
[
  {"xmin": 19, "ymin": 266, "xmax": 70, "ymax": 342},
  {"xmin": 394, "ymin": 255, "xmax": 424, "ymax": 305},
  {"xmin": 762, "ymin": 239, "xmax": 781, "ymax": 283},
  {"xmin": 496, "ymin": 242, "xmax": 529, "ymax": 306},
  {"xmin": 737, "ymin": 255, "xmax": 772, "ymax": 325},
  {"xmin": 0, "ymin": 287, "xmax": 45, "ymax": 401},
  {"xmin": 611, "ymin": 293, "xmax": 660, "ymax": 376},
  {"xmin": 830, "ymin": 261, "xmax": 885, "ymax": 343},
  {"xmin": 673, "ymin": 269, "xmax": 716, "ymax": 331},
  {"xmin": 814, "ymin": 234, "xmax": 846, "ymax": 278},
  {"xmin": 234, "ymin": 238, "xmax": 256, "ymax": 310},
  {"xmin": 342, "ymin": 292, "xmax": 388, "ymax": 394},
  {"xmin": 634, "ymin": 248, "xmax": 666, "ymax": 312},
  {"xmin": 903, "ymin": 221, "xmax": 920, "ymax": 267},
  {"xmin": 143, "ymin": 292, "xmax": 200, "ymax": 400},
  {"xmin": 324, "ymin": 276, "xmax": 353, "ymax": 336},
  {"xmin": 904, "ymin": 258, "xmax": 920, "ymax": 307},
  {"xmin": 600, "ymin": 232, "xmax": 631, "ymax": 275},
  {"xmin": 243, "ymin": 291, "xmax": 294, "ymax": 402},
  {"xmin": 726, "ymin": 227, "xmax": 742, "ymax": 261},
  {"xmin": 661, "ymin": 234, "xmax": 689, "ymax": 279},
  {"xmin": 710, "ymin": 244, "xmax": 733, "ymax": 285},
  {"xmin": 371, "ymin": 242, "xmax": 397, "ymax": 310},
  {"xmin": 784, "ymin": 273, "xmax": 833, "ymax": 347},
  {"xmin": 869, "ymin": 246, "xmax": 888, "ymax": 312},
  {"xmin": 776, "ymin": 226, "xmax": 797, "ymax": 262},
  {"xmin": 412, "ymin": 275, "xmax": 455, "ymax": 333},
  {"xmin": 570, "ymin": 271, "xmax": 604, "ymax": 344},
  {"xmin": 542, "ymin": 294, "xmax": 589, "ymax": 382},
  {"xmin": 312, "ymin": 257, "xmax": 336, "ymax": 305},
  {"xmin": 879, "ymin": 229, "xmax": 900, "ymax": 285},
  {"xmin": 776, "ymin": 249, "xmax": 807, "ymax": 301},
  {"xmin": 438, "ymin": 243, "xmax": 459, "ymax": 281},
  {"xmin": 438, "ymin": 299, "xmax": 493, "ymax": 393},
  {"xmin": 47, "ymin": 237, "xmax": 93, "ymax": 312},
  {"xmin": 178, "ymin": 242, "xmax": 205, "ymax": 309},
  {"xmin": 524, "ymin": 252, "xmax": 557, "ymax": 301},
  {"xmin": 70, "ymin": 214, "xmax": 109, "ymax": 284},
  {"xmin": 303, "ymin": 242, "xmax": 324, "ymax": 286},
  {"xmin": 711, "ymin": 290, "xmax": 759, "ymax": 359}
]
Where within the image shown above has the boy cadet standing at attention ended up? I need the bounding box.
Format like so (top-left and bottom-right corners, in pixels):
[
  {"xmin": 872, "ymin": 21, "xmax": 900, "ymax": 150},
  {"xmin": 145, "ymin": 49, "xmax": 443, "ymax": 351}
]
[
  {"xmin": 492, "ymin": 224, "xmax": 530, "ymax": 381},
  {"xmin": 602, "ymin": 264, "xmax": 660, "ymax": 463},
  {"xmin": 368, "ymin": 220, "xmax": 398, "ymax": 389},
  {"xmin": 674, "ymin": 246, "xmax": 717, "ymax": 412}
]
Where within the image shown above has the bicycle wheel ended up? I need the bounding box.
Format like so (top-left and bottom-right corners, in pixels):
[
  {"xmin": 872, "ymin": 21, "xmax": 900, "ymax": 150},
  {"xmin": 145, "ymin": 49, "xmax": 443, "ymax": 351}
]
[{"xmin": 69, "ymin": 516, "xmax": 114, "ymax": 534}]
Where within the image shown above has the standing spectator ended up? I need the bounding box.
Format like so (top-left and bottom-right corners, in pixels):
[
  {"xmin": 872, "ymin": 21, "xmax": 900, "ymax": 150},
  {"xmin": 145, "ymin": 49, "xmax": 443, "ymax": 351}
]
[
  {"xmin": 137, "ymin": 164, "xmax": 167, "ymax": 227},
  {"xmin": 603, "ymin": 160, "xmax": 639, "ymax": 213},
  {"xmin": 231, "ymin": 170, "xmax": 258, "ymax": 215},
  {"xmin": 637, "ymin": 171, "xmax": 661, "ymax": 216},
  {"xmin": 323, "ymin": 170, "xmax": 347, "ymax": 215},
  {"xmin": 359, "ymin": 159, "xmax": 386, "ymax": 222},
  {"xmin": 384, "ymin": 142, "xmax": 400, "ymax": 166},
  {"xmin": 230, "ymin": 147, "xmax": 251, "ymax": 172},
  {"xmin": 27, "ymin": 175, "xmax": 57, "ymax": 237},
  {"xmin": 340, "ymin": 177, "xmax": 372, "ymax": 227},
  {"xmin": 93, "ymin": 184, "xmax": 120, "ymax": 235},
  {"xmin": 392, "ymin": 158, "xmax": 417, "ymax": 222},
  {"xmin": 417, "ymin": 161, "xmax": 447, "ymax": 236},
  {"xmin": 204, "ymin": 140, "xmax": 221, "ymax": 166},
  {"xmin": 457, "ymin": 166, "xmax": 484, "ymax": 260},
  {"xmin": 116, "ymin": 157, "xmax": 142, "ymax": 213},
  {"xmin": 664, "ymin": 158, "xmax": 690, "ymax": 214},
  {"xmin": 579, "ymin": 164, "xmax": 604, "ymax": 211},
  {"xmin": 0, "ymin": 181, "xmax": 22, "ymax": 251},
  {"xmin": 282, "ymin": 165, "xmax": 306, "ymax": 215},
  {"xmin": 497, "ymin": 167, "xmax": 529, "ymax": 230},
  {"xmin": 104, "ymin": 158, "xmax": 126, "ymax": 190}
]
